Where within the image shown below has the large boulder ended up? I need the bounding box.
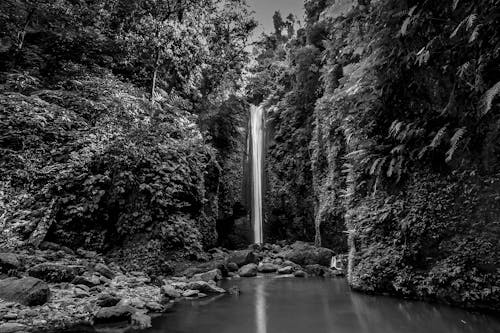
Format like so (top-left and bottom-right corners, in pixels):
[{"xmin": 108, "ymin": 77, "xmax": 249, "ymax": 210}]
[
  {"xmin": 0, "ymin": 277, "xmax": 50, "ymax": 306},
  {"xmin": 93, "ymin": 305, "xmax": 136, "ymax": 324},
  {"xmin": 279, "ymin": 242, "xmax": 333, "ymax": 266},
  {"xmin": 27, "ymin": 263, "xmax": 85, "ymax": 282},
  {"xmin": 238, "ymin": 263, "xmax": 258, "ymax": 277},
  {"xmin": 227, "ymin": 250, "xmax": 257, "ymax": 267},
  {"xmin": 0, "ymin": 253, "xmax": 21, "ymax": 273}
]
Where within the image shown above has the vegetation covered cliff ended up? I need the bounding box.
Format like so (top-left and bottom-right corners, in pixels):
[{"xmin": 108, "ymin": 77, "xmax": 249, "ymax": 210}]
[{"xmin": 248, "ymin": 0, "xmax": 500, "ymax": 311}]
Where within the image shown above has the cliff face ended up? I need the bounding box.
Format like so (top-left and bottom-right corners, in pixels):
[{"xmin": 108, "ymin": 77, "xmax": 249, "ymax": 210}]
[{"xmin": 265, "ymin": 0, "xmax": 500, "ymax": 311}]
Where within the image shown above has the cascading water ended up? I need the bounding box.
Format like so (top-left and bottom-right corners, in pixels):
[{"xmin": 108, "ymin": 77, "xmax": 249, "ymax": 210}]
[{"xmin": 249, "ymin": 105, "xmax": 265, "ymax": 244}]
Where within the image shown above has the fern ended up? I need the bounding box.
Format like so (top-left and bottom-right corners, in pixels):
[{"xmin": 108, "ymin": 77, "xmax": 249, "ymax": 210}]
[
  {"xmin": 430, "ymin": 125, "xmax": 448, "ymax": 148},
  {"xmin": 446, "ymin": 127, "xmax": 467, "ymax": 162},
  {"xmin": 466, "ymin": 13, "xmax": 477, "ymax": 31},
  {"xmin": 481, "ymin": 81, "xmax": 500, "ymax": 116}
]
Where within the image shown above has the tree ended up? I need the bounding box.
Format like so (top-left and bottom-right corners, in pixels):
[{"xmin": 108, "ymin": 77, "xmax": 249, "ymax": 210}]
[{"xmin": 273, "ymin": 11, "xmax": 285, "ymax": 37}]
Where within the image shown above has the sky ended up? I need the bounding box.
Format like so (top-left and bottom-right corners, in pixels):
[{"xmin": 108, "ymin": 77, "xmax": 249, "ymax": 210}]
[{"xmin": 247, "ymin": 0, "xmax": 305, "ymax": 35}]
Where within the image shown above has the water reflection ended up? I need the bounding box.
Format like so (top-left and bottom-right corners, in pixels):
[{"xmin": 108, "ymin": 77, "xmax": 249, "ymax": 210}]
[{"xmin": 256, "ymin": 281, "xmax": 267, "ymax": 333}]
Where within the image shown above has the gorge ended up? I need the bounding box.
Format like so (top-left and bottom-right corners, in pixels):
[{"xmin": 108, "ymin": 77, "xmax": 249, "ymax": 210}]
[{"xmin": 0, "ymin": 0, "xmax": 499, "ymax": 332}]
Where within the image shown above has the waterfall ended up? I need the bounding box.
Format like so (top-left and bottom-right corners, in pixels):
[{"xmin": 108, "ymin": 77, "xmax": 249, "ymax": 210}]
[{"xmin": 249, "ymin": 105, "xmax": 265, "ymax": 244}]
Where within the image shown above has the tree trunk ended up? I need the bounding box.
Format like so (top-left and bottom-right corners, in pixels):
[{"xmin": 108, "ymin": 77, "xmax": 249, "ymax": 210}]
[{"xmin": 151, "ymin": 49, "xmax": 160, "ymax": 105}]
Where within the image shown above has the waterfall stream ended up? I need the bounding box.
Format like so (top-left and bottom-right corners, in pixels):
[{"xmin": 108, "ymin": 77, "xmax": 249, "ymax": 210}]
[{"xmin": 249, "ymin": 105, "xmax": 265, "ymax": 244}]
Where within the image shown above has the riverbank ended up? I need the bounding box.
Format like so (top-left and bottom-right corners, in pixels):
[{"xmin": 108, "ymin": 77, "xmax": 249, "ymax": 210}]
[{"xmin": 0, "ymin": 242, "xmax": 345, "ymax": 332}]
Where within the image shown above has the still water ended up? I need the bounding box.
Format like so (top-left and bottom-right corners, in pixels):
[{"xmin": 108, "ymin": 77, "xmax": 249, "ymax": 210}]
[{"xmin": 134, "ymin": 276, "xmax": 500, "ymax": 333}]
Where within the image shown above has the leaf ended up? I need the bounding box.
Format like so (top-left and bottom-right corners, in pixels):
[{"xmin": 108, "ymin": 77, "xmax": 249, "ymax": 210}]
[
  {"xmin": 400, "ymin": 17, "xmax": 411, "ymax": 36},
  {"xmin": 446, "ymin": 127, "xmax": 467, "ymax": 162},
  {"xmin": 480, "ymin": 81, "xmax": 500, "ymax": 116},
  {"xmin": 452, "ymin": 0, "xmax": 460, "ymax": 11},
  {"xmin": 430, "ymin": 126, "xmax": 448, "ymax": 148}
]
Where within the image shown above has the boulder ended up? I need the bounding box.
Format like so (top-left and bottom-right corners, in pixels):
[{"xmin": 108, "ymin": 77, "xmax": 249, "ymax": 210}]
[
  {"xmin": 94, "ymin": 263, "xmax": 115, "ymax": 279},
  {"xmin": 227, "ymin": 262, "xmax": 239, "ymax": 272},
  {"xmin": 191, "ymin": 269, "xmax": 222, "ymax": 282},
  {"xmin": 0, "ymin": 323, "xmax": 28, "ymax": 333},
  {"xmin": 238, "ymin": 263, "xmax": 257, "ymax": 277},
  {"xmin": 27, "ymin": 263, "xmax": 85, "ymax": 282},
  {"xmin": 304, "ymin": 264, "xmax": 328, "ymax": 276},
  {"xmin": 227, "ymin": 250, "xmax": 256, "ymax": 267},
  {"xmin": 185, "ymin": 281, "xmax": 226, "ymax": 294},
  {"xmin": 182, "ymin": 289, "xmax": 199, "ymax": 297},
  {"xmin": 118, "ymin": 297, "xmax": 146, "ymax": 309},
  {"xmin": 294, "ymin": 270, "xmax": 307, "ymax": 278},
  {"xmin": 161, "ymin": 285, "xmax": 181, "ymax": 299},
  {"xmin": 131, "ymin": 312, "xmax": 151, "ymax": 329},
  {"xmin": 257, "ymin": 263, "xmax": 278, "ymax": 273},
  {"xmin": 93, "ymin": 305, "xmax": 136, "ymax": 324},
  {"xmin": 277, "ymin": 266, "xmax": 294, "ymax": 275},
  {"xmin": 0, "ymin": 253, "xmax": 21, "ymax": 273},
  {"xmin": 279, "ymin": 242, "xmax": 334, "ymax": 266},
  {"xmin": 96, "ymin": 293, "xmax": 121, "ymax": 307},
  {"xmin": 0, "ymin": 277, "xmax": 50, "ymax": 306},
  {"xmin": 71, "ymin": 275, "xmax": 100, "ymax": 287},
  {"xmin": 145, "ymin": 302, "xmax": 163, "ymax": 312}
]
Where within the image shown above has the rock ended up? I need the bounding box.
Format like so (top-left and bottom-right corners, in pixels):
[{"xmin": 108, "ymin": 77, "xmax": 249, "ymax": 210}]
[
  {"xmin": 277, "ymin": 266, "xmax": 293, "ymax": 274},
  {"xmin": 0, "ymin": 323, "xmax": 27, "ymax": 333},
  {"xmin": 0, "ymin": 253, "xmax": 21, "ymax": 273},
  {"xmin": 2, "ymin": 313, "xmax": 17, "ymax": 320},
  {"xmin": 27, "ymin": 263, "xmax": 85, "ymax": 283},
  {"xmin": 192, "ymin": 269, "xmax": 222, "ymax": 282},
  {"xmin": 0, "ymin": 277, "xmax": 50, "ymax": 306},
  {"xmin": 182, "ymin": 289, "xmax": 199, "ymax": 297},
  {"xmin": 74, "ymin": 288, "xmax": 90, "ymax": 298},
  {"xmin": 279, "ymin": 241, "xmax": 334, "ymax": 267},
  {"xmin": 161, "ymin": 285, "xmax": 181, "ymax": 299},
  {"xmin": 304, "ymin": 264, "xmax": 328, "ymax": 276},
  {"xmin": 227, "ymin": 250, "xmax": 257, "ymax": 267},
  {"xmin": 71, "ymin": 275, "xmax": 100, "ymax": 287},
  {"xmin": 93, "ymin": 305, "xmax": 136, "ymax": 324},
  {"xmin": 94, "ymin": 263, "xmax": 115, "ymax": 279},
  {"xmin": 294, "ymin": 270, "xmax": 307, "ymax": 278},
  {"xmin": 131, "ymin": 312, "xmax": 151, "ymax": 329},
  {"xmin": 185, "ymin": 281, "xmax": 226, "ymax": 294},
  {"xmin": 198, "ymin": 293, "xmax": 207, "ymax": 298},
  {"xmin": 145, "ymin": 302, "xmax": 163, "ymax": 312},
  {"xmin": 39, "ymin": 241, "xmax": 73, "ymax": 254},
  {"xmin": 228, "ymin": 286, "xmax": 240, "ymax": 296},
  {"xmin": 97, "ymin": 293, "xmax": 121, "ymax": 307},
  {"xmin": 238, "ymin": 263, "xmax": 258, "ymax": 277},
  {"xmin": 118, "ymin": 297, "xmax": 146, "ymax": 309},
  {"xmin": 227, "ymin": 262, "xmax": 239, "ymax": 272},
  {"xmin": 257, "ymin": 263, "xmax": 278, "ymax": 273}
]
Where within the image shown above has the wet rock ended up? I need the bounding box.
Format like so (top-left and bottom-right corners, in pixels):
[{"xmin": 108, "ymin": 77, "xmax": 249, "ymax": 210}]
[
  {"xmin": 131, "ymin": 312, "xmax": 151, "ymax": 329},
  {"xmin": 96, "ymin": 293, "xmax": 121, "ymax": 307},
  {"xmin": 191, "ymin": 269, "xmax": 222, "ymax": 282},
  {"xmin": 94, "ymin": 263, "xmax": 115, "ymax": 279},
  {"xmin": 93, "ymin": 305, "xmax": 136, "ymax": 324},
  {"xmin": 161, "ymin": 285, "xmax": 181, "ymax": 299},
  {"xmin": 279, "ymin": 241, "xmax": 334, "ymax": 267},
  {"xmin": 27, "ymin": 263, "xmax": 85, "ymax": 283},
  {"xmin": 227, "ymin": 262, "xmax": 239, "ymax": 272},
  {"xmin": 227, "ymin": 250, "xmax": 257, "ymax": 267},
  {"xmin": 294, "ymin": 270, "xmax": 307, "ymax": 278},
  {"xmin": 182, "ymin": 289, "xmax": 199, "ymax": 297},
  {"xmin": 0, "ymin": 254, "xmax": 21, "ymax": 273},
  {"xmin": 277, "ymin": 266, "xmax": 294, "ymax": 274},
  {"xmin": 0, "ymin": 277, "xmax": 50, "ymax": 306},
  {"xmin": 238, "ymin": 263, "xmax": 257, "ymax": 277},
  {"xmin": 185, "ymin": 281, "xmax": 226, "ymax": 294},
  {"xmin": 0, "ymin": 323, "xmax": 27, "ymax": 333},
  {"xmin": 257, "ymin": 263, "xmax": 278, "ymax": 273}
]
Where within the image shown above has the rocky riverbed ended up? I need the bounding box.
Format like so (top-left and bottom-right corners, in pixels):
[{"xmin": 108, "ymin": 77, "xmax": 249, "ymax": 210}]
[{"xmin": 0, "ymin": 241, "xmax": 346, "ymax": 332}]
